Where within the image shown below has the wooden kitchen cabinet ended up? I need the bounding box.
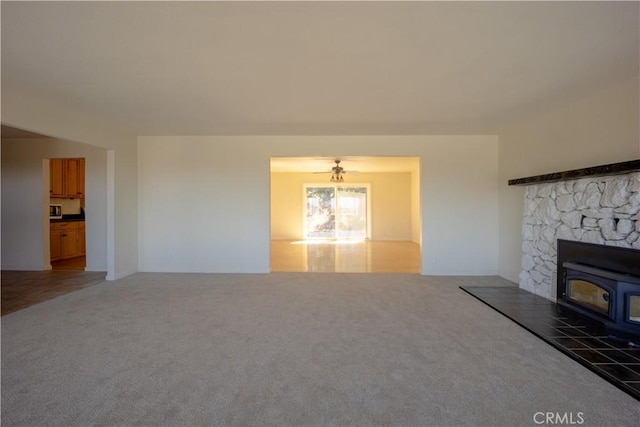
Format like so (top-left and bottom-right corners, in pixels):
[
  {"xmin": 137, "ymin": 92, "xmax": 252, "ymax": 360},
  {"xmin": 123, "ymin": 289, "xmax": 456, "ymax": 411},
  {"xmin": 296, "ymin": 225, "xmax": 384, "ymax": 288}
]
[
  {"xmin": 50, "ymin": 158, "xmax": 65, "ymax": 197},
  {"xmin": 78, "ymin": 222, "xmax": 86, "ymax": 256},
  {"xmin": 62, "ymin": 229, "xmax": 79, "ymax": 258},
  {"xmin": 50, "ymin": 221, "xmax": 85, "ymax": 261},
  {"xmin": 50, "ymin": 229, "xmax": 63, "ymax": 261},
  {"xmin": 77, "ymin": 158, "xmax": 85, "ymax": 198},
  {"xmin": 50, "ymin": 158, "xmax": 85, "ymax": 198}
]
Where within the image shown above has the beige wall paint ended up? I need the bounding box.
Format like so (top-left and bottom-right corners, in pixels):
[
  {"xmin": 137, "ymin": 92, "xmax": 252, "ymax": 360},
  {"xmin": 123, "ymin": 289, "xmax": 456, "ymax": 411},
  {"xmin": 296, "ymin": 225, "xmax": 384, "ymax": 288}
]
[
  {"xmin": 410, "ymin": 166, "xmax": 421, "ymax": 245},
  {"xmin": 371, "ymin": 173, "xmax": 411, "ymax": 240},
  {"xmin": 498, "ymin": 75, "xmax": 640, "ymax": 283},
  {"xmin": 271, "ymin": 173, "xmax": 304, "ymax": 240},
  {"xmin": 271, "ymin": 171, "xmax": 413, "ymax": 241}
]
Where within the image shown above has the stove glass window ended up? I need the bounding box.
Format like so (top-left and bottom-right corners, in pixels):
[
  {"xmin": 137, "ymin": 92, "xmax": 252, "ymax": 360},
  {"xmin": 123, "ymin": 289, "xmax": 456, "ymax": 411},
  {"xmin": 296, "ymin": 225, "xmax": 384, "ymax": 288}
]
[
  {"xmin": 629, "ymin": 295, "xmax": 640, "ymax": 323},
  {"xmin": 568, "ymin": 279, "xmax": 610, "ymax": 315}
]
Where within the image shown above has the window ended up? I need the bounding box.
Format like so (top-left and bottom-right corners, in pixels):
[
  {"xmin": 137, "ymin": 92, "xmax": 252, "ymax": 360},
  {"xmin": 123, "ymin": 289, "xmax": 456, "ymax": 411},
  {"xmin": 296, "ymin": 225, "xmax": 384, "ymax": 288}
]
[{"xmin": 304, "ymin": 184, "xmax": 370, "ymax": 240}]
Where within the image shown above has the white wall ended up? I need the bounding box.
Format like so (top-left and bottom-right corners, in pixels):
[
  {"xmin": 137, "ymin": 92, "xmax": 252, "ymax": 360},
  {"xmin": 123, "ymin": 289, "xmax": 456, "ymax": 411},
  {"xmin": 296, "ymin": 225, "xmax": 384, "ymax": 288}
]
[
  {"xmin": 1, "ymin": 84, "xmax": 138, "ymax": 279},
  {"xmin": 137, "ymin": 138, "xmax": 271, "ymax": 273},
  {"xmin": 0, "ymin": 145, "xmax": 49, "ymax": 270},
  {"xmin": 138, "ymin": 135, "xmax": 499, "ymax": 275},
  {"xmin": 498, "ymin": 75, "xmax": 640, "ymax": 283},
  {"xmin": 1, "ymin": 139, "xmax": 108, "ymax": 271},
  {"xmin": 271, "ymin": 171, "xmax": 413, "ymax": 241}
]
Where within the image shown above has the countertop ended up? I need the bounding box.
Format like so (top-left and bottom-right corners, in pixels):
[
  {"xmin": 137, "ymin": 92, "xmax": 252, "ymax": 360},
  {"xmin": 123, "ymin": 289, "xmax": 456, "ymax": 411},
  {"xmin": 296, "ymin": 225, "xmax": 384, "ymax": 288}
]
[{"xmin": 50, "ymin": 215, "xmax": 85, "ymax": 223}]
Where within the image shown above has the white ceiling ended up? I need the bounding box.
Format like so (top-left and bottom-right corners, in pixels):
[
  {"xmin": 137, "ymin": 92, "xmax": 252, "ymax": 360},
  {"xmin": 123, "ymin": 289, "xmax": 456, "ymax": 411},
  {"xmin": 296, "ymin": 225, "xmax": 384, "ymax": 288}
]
[{"xmin": 1, "ymin": 1, "xmax": 638, "ymax": 136}]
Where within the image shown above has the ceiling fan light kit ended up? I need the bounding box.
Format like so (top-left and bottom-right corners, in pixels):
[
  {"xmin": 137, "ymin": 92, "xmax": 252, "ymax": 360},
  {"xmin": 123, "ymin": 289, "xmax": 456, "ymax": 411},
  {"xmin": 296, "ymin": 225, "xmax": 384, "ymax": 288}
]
[
  {"xmin": 330, "ymin": 160, "xmax": 345, "ymax": 182},
  {"xmin": 330, "ymin": 173, "xmax": 344, "ymax": 183}
]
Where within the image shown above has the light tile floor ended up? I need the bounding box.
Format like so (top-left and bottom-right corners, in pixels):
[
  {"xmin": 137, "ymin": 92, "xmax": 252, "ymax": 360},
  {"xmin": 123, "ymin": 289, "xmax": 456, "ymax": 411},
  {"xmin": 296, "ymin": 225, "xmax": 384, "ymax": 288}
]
[{"xmin": 271, "ymin": 240, "xmax": 421, "ymax": 273}]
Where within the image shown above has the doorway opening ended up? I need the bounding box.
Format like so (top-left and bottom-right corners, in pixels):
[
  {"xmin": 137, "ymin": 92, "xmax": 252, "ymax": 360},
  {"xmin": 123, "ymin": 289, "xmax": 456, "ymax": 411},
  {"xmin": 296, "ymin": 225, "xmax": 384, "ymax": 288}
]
[
  {"xmin": 270, "ymin": 156, "xmax": 422, "ymax": 273},
  {"xmin": 49, "ymin": 157, "xmax": 87, "ymax": 271}
]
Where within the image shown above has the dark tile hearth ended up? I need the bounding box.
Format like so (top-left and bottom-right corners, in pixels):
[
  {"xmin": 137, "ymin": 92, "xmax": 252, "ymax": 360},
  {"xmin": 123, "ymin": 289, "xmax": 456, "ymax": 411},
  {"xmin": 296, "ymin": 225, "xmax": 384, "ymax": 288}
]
[{"xmin": 461, "ymin": 286, "xmax": 640, "ymax": 401}]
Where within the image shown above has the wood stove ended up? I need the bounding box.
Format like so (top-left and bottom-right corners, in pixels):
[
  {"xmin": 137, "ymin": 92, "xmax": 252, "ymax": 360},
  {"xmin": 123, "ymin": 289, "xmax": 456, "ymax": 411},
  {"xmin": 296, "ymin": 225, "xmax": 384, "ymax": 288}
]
[{"xmin": 557, "ymin": 239, "xmax": 640, "ymax": 344}]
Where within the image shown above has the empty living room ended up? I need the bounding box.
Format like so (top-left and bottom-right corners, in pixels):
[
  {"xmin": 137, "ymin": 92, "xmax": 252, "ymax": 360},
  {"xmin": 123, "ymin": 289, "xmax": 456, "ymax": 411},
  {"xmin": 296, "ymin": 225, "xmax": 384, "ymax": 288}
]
[{"xmin": 1, "ymin": 1, "xmax": 639, "ymax": 426}]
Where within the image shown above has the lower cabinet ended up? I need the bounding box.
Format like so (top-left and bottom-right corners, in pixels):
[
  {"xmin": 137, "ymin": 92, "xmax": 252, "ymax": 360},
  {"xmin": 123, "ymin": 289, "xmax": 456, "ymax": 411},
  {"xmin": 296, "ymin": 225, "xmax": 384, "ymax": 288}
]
[
  {"xmin": 50, "ymin": 221, "xmax": 85, "ymax": 261},
  {"xmin": 50, "ymin": 230, "xmax": 63, "ymax": 261},
  {"xmin": 78, "ymin": 222, "xmax": 86, "ymax": 256}
]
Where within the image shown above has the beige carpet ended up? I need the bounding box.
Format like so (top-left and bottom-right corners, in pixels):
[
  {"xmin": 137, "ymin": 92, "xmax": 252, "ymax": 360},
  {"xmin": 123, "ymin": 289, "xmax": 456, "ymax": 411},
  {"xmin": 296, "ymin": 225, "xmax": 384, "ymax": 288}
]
[{"xmin": 2, "ymin": 273, "xmax": 638, "ymax": 426}]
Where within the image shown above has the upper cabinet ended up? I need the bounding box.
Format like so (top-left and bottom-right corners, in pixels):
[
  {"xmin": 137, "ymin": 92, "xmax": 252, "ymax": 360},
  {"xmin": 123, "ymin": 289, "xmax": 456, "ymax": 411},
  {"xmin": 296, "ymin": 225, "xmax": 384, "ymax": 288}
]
[
  {"xmin": 50, "ymin": 158, "xmax": 85, "ymax": 199},
  {"xmin": 50, "ymin": 158, "xmax": 65, "ymax": 197},
  {"xmin": 64, "ymin": 158, "xmax": 85, "ymax": 198}
]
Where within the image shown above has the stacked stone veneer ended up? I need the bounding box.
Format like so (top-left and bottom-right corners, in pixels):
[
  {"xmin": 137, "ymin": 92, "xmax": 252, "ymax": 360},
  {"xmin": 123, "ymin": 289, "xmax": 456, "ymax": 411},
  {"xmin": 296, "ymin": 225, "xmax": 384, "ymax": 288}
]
[{"xmin": 520, "ymin": 172, "xmax": 640, "ymax": 301}]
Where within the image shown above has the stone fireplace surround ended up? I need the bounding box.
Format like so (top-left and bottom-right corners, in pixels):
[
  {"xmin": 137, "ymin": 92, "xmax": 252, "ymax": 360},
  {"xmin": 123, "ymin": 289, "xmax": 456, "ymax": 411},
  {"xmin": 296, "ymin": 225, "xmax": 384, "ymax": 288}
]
[{"xmin": 520, "ymin": 171, "xmax": 640, "ymax": 301}]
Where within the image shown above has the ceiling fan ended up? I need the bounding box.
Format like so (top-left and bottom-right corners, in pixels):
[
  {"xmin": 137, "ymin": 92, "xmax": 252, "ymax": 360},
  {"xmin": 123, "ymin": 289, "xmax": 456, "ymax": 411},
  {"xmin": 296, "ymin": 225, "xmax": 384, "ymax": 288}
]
[{"xmin": 313, "ymin": 159, "xmax": 357, "ymax": 182}]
